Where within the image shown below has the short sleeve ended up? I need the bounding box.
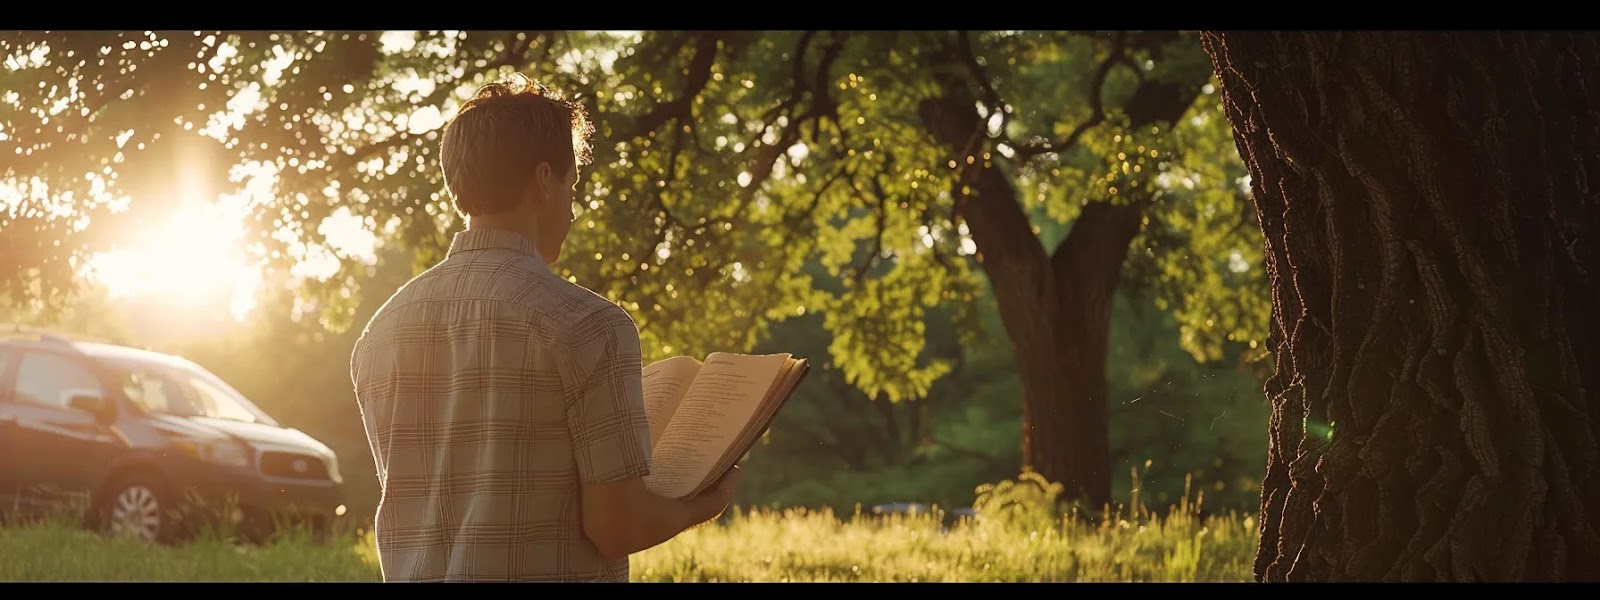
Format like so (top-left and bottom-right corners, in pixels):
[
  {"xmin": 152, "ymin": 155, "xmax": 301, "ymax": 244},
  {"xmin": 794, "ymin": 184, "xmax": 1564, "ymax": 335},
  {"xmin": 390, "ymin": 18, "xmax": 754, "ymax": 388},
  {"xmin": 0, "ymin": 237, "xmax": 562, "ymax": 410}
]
[{"xmin": 564, "ymin": 305, "xmax": 653, "ymax": 485}]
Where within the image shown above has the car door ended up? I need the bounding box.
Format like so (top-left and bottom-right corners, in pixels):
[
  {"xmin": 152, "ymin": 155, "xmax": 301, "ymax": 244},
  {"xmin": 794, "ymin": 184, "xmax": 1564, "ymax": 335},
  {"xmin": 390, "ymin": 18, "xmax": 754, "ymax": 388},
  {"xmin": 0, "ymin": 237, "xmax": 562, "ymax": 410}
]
[
  {"xmin": 4, "ymin": 349, "xmax": 123, "ymax": 516},
  {"xmin": 0, "ymin": 348, "xmax": 22, "ymax": 510}
]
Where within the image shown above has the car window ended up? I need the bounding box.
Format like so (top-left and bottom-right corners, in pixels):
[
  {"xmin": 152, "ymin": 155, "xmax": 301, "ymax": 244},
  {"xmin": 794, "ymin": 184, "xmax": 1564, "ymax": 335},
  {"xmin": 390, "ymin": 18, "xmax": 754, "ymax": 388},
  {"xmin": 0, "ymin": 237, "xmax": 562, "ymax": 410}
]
[
  {"xmin": 114, "ymin": 364, "xmax": 190, "ymax": 415},
  {"xmin": 13, "ymin": 352, "xmax": 103, "ymax": 409},
  {"xmin": 98, "ymin": 358, "xmax": 268, "ymax": 424},
  {"xmin": 179, "ymin": 371, "xmax": 262, "ymax": 424}
]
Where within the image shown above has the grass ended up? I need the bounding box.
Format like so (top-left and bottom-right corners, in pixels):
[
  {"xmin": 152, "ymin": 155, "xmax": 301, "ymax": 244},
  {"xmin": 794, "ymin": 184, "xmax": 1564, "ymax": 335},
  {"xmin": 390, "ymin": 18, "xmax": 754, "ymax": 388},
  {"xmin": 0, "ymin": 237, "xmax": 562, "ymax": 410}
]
[
  {"xmin": 0, "ymin": 473, "xmax": 1257, "ymax": 582},
  {"xmin": 0, "ymin": 522, "xmax": 379, "ymax": 582},
  {"xmin": 633, "ymin": 504, "xmax": 1256, "ymax": 582}
]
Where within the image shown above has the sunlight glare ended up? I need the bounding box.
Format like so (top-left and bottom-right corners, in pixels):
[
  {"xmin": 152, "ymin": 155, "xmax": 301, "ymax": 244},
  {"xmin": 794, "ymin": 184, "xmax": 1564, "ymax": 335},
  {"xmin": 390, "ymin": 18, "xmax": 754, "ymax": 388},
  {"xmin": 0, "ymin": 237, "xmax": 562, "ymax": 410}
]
[
  {"xmin": 83, "ymin": 200, "xmax": 262, "ymax": 322},
  {"xmin": 1227, "ymin": 250, "xmax": 1250, "ymax": 274},
  {"xmin": 407, "ymin": 106, "xmax": 444, "ymax": 135},
  {"xmin": 0, "ymin": 181, "xmax": 22, "ymax": 216},
  {"xmin": 3, "ymin": 42, "xmax": 50, "ymax": 70},
  {"xmin": 80, "ymin": 142, "xmax": 266, "ymax": 324},
  {"xmin": 318, "ymin": 206, "xmax": 378, "ymax": 264},
  {"xmin": 379, "ymin": 31, "xmax": 418, "ymax": 55}
]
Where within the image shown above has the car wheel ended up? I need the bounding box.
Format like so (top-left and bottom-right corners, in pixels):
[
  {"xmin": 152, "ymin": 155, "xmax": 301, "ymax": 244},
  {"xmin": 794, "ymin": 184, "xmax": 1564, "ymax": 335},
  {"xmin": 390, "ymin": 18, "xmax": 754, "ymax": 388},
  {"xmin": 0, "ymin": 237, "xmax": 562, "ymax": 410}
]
[{"xmin": 99, "ymin": 474, "xmax": 177, "ymax": 543}]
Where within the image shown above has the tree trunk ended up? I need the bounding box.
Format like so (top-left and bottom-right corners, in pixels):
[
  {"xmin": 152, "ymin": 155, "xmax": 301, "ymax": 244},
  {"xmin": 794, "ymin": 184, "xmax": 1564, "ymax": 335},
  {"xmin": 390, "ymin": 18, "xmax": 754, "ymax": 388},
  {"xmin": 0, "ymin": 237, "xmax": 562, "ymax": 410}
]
[
  {"xmin": 1014, "ymin": 202, "xmax": 1143, "ymax": 509},
  {"xmin": 916, "ymin": 99, "xmax": 1136, "ymax": 508},
  {"xmin": 1202, "ymin": 31, "xmax": 1600, "ymax": 582},
  {"xmin": 916, "ymin": 35, "xmax": 1207, "ymax": 509}
]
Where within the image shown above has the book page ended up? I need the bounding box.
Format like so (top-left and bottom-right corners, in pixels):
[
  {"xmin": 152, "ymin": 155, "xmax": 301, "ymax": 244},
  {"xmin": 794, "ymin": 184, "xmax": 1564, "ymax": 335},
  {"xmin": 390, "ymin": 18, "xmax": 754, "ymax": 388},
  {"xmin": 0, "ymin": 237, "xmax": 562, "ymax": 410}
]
[
  {"xmin": 694, "ymin": 358, "xmax": 807, "ymax": 494},
  {"xmin": 643, "ymin": 352, "xmax": 790, "ymax": 499},
  {"xmin": 641, "ymin": 355, "xmax": 702, "ymax": 450}
]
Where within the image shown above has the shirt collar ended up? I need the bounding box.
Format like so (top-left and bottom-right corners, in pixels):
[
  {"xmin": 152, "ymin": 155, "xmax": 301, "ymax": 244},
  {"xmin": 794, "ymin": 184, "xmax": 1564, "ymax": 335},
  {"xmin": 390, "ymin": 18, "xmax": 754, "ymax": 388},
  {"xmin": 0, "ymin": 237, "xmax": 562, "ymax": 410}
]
[{"xmin": 446, "ymin": 228, "xmax": 547, "ymax": 264}]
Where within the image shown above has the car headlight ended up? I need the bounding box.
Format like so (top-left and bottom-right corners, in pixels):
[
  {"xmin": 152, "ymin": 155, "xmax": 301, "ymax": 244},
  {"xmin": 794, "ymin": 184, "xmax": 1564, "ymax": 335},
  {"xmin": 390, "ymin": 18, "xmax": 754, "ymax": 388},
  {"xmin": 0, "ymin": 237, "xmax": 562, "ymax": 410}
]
[
  {"xmin": 176, "ymin": 438, "xmax": 252, "ymax": 469},
  {"xmin": 325, "ymin": 454, "xmax": 342, "ymax": 483}
]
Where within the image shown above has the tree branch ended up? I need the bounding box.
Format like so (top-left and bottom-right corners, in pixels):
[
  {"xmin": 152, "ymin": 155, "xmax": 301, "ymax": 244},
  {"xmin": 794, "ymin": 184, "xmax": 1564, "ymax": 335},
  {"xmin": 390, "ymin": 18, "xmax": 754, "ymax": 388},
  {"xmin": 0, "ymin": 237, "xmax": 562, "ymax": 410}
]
[
  {"xmin": 919, "ymin": 88, "xmax": 1049, "ymax": 293},
  {"xmin": 793, "ymin": 163, "xmax": 850, "ymax": 230},
  {"xmin": 1049, "ymin": 200, "xmax": 1145, "ymax": 283},
  {"xmin": 730, "ymin": 33, "xmax": 846, "ymax": 223},
  {"xmin": 757, "ymin": 31, "xmax": 817, "ymax": 127},
  {"xmin": 489, "ymin": 31, "xmax": 535, "ymax": 70},
  {"xmin": 1010, "ymin": 32, "xmax": 1128, "ymax": 160},
  {"xmin": 1046, "ymin": 32, "xmax": 1211, "ymax": 277},
  {"xmin": 319, "ymin": 32, "xmax": 555, "ymax": 179},
  {"xmin": 811, "ymin": 33, "xmax": 847, "ymax": 128},
  {"xmin": 957, "ymin": 31, "xmax": 1010, "ymax": 141},
  {"xmin": 630, "ymin": 125, "xmax": 691, "ymax": 275},
  {"xmin": 851, "ymin": 172, "xmax": 891, "ymax": 287},
  {"xmin": 625, "ymin": 33, "xmax": 721, "ymax": 140},
  {"xmin": 958, "ymin": 31, "xmax": 1003, "ymax": 108}
]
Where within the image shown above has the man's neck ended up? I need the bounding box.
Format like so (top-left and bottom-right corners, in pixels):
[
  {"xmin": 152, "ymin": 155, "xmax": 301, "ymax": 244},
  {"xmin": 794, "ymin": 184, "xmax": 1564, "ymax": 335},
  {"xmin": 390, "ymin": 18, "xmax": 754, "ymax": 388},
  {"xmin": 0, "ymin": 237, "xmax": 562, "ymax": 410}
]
[
  {"xmin": 465, "ymin": 214, "xmax": 539, "ymax": 246},
  {"xmin": 463, "ymin": 213, "xmax": 554, "ymax": 266}
]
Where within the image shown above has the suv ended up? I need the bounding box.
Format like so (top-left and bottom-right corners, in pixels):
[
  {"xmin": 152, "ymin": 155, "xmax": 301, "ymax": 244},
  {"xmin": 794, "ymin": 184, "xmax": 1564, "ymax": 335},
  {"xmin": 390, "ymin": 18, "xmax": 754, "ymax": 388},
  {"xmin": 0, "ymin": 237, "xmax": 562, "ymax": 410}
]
[{"xmin": 0, "ymin": 326, "xmax": 345, "ymax": 543}]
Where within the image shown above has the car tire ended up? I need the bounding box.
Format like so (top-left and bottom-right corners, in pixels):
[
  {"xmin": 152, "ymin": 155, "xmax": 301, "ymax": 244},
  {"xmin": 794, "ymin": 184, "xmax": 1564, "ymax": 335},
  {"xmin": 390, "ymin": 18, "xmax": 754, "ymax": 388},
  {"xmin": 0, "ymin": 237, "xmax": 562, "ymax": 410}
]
[{"xmin": 97, "ymin": 472, "xmax": 180, "ymax": 544}]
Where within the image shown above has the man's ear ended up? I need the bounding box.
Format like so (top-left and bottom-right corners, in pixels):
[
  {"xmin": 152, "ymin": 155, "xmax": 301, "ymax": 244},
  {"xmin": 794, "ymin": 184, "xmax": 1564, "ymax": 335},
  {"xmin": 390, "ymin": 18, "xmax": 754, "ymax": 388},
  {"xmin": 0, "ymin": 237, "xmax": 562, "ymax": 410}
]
[
  {"xmin": 534, "ymin": 161, "xmax": 553, "ymax": 186},
  {"xmin": 527, "ymin": 161, "xmax": 554, "ymax": 206}
]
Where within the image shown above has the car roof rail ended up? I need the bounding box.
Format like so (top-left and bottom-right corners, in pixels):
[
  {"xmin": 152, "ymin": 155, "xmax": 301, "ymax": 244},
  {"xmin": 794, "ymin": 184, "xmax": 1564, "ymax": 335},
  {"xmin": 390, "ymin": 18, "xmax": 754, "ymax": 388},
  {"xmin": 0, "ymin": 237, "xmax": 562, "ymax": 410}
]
[{"xmin": 0, "ymin": 322, "xmax": 78, "ymax": 346}]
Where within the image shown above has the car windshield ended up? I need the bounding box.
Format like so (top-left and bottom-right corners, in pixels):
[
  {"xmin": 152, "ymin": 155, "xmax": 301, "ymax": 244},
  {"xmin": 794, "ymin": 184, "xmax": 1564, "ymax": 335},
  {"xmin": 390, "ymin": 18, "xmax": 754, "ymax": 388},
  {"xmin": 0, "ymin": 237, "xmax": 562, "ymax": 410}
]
[{"xmin": 109, "ymin": 358, "xmax": 276, "ymax": 426}]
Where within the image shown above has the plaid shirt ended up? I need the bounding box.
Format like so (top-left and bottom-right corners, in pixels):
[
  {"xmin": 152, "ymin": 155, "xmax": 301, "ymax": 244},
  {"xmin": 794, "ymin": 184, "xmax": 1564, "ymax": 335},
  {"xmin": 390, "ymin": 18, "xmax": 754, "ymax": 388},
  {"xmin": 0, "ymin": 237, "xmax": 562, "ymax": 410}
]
[{"xmin": 350, "ymin": 228, "xmax": 653, "ymax": 582}]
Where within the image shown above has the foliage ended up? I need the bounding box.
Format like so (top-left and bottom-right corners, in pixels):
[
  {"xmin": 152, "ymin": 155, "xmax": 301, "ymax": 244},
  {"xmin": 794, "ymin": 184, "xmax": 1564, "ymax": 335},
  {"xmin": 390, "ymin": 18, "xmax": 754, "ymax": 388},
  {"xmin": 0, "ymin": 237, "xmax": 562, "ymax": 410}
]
[
  {"xmin": 736, "ymin": 273, "xmax": 1267, "ymax": 516},
  {"xmin": 971, "ymin": 470, "xmax": 1066, "ymax": 535},
  {"xmin": 1119, "ymin": 89, "xmax": 1271, "ymax": 362}
]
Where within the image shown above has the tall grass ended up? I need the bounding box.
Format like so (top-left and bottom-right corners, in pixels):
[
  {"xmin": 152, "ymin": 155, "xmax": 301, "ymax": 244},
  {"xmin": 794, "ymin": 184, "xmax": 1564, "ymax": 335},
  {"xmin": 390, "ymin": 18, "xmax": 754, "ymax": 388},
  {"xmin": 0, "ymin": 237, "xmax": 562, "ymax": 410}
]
[
  {"xmin": 0, "ymin": 472, "xmax": 1256, "ymax": 582},
  {"xmin": 635, "ymin": 471, "xmax": 1256, "ymax": 582}
]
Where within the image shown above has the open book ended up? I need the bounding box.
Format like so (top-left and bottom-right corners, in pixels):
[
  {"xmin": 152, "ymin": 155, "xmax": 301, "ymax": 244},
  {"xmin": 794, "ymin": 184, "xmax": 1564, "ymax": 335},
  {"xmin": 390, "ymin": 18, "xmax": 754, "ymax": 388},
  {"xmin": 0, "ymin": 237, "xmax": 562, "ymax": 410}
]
[{"xmin": 640, "ymin": 352, "xmax": 810, "ymax": 499}]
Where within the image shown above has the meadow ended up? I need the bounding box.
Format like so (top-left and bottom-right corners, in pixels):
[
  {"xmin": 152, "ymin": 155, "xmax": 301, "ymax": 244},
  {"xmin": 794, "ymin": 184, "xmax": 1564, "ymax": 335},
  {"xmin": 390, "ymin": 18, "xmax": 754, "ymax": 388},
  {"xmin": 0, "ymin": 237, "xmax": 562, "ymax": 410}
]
[{"xmin": 0, "ymin": 474, "xmax": 1257, "ymax": 583}]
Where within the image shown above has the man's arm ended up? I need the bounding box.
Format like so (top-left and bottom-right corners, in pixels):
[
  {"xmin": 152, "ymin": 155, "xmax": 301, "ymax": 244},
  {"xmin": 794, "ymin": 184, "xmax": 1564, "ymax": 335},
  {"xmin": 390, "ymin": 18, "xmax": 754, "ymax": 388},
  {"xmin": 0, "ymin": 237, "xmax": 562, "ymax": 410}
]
[
  {"xmin": 563, "ymin": 306, "xmax": 736, "ymax": 561},
  {"xmin": 582, "ymin": 468, "xmax": 739, "ymax": 561}
]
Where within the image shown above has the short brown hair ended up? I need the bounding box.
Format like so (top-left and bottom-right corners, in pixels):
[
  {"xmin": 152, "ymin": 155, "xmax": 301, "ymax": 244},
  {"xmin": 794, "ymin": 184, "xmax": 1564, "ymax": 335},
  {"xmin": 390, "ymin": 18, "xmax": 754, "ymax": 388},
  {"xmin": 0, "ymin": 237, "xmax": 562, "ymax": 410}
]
[{"xmin": 438, "ymin": 74, "xmax": 595, "ymax": 217}]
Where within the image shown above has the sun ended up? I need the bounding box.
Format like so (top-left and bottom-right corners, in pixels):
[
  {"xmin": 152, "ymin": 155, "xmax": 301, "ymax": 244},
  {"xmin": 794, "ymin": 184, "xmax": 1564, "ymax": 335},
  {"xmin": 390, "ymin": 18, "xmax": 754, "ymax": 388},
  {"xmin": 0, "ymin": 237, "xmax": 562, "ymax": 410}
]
[{"xmin": 82, "ymin": 199, "xmax": 262, "ymax": 323}]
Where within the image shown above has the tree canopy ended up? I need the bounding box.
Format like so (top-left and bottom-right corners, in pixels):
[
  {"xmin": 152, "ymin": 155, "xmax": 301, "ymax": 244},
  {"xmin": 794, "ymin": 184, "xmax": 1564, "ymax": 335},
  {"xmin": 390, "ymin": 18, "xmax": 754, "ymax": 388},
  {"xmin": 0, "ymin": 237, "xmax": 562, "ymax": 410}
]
[{"xmin": 1, "ymin": 30, "xmax": 1268, "ymax": 405}]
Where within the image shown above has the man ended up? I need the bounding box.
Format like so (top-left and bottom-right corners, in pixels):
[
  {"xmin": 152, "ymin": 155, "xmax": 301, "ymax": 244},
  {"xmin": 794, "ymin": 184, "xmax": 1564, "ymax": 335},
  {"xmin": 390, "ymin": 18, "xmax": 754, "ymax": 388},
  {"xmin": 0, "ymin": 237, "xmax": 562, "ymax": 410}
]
[{"xmin": 349, "ymin": 74, "xmax": 740, "ymax": 583}]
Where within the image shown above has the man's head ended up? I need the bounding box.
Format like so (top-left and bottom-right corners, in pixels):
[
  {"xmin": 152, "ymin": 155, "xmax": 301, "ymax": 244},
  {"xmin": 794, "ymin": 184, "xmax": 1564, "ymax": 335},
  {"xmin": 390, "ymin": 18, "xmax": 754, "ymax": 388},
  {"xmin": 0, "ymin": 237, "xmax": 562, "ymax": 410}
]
[{"xmin": 438, "ymin": 74, "xmax": 595, "ymax": 262}]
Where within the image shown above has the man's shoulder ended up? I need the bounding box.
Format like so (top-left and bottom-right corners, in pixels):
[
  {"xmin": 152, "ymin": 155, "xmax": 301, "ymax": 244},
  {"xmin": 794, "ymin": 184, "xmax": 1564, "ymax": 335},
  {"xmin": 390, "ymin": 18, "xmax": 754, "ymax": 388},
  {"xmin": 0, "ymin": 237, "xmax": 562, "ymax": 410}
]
[
  {"xmin": 530, "ymin": 272, "xmax": 630, "ymax": 322},
  {"xmin": 355, "ymin": 258, "xmax": 634, "ymax": 346},
  {"xmin": 353, "ymin": 262, "xmax": 451, "ymax": 335},
  {"xmin": 494, "ymin": 265, "xmax": 635, "ymax": 337},
  {"xmin": 552, "ymin": 285, "xmax": 639, "ymax": 347},
  {"xmin": 511, "ymin": 273, "xmax": 640, "ymax": 357}
]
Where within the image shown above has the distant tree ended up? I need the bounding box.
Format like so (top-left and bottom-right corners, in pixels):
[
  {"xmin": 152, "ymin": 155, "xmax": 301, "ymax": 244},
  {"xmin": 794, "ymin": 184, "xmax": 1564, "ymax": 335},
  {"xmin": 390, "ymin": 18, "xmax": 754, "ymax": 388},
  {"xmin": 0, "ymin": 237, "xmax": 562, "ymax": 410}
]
[{"xmin": 1202, "ymin": 30, "xmax": 1600, "ymax": 581}]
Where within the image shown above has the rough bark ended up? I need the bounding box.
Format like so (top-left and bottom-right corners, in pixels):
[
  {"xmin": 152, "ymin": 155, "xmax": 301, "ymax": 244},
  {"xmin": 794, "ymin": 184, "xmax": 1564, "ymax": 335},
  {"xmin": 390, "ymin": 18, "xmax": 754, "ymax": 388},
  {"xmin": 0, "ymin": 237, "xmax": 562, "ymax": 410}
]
[{"xmin": 1202, "ymin": 30, "xmax": 1600, "ymax": 582}]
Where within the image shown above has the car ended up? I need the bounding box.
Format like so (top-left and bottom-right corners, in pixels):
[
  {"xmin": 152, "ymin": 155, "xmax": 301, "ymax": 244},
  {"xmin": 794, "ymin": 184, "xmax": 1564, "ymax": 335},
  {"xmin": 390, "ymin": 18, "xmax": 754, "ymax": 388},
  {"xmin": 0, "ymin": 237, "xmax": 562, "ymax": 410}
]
[{"xmin": 0, "ymin": 325, "xmax": 346, "ymax": 544}]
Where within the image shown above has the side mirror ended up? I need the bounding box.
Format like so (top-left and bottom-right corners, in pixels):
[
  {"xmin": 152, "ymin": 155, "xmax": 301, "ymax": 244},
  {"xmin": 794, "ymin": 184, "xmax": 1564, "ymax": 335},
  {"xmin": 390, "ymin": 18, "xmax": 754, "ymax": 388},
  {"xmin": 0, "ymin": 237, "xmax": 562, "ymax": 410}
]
[
  {"xmin": 68, "ymin": 393, "xmax": 114, "ymax": 422},
  {"xmin": 68, "ymin": 393, "xmax": 101, "ymax": 412}
]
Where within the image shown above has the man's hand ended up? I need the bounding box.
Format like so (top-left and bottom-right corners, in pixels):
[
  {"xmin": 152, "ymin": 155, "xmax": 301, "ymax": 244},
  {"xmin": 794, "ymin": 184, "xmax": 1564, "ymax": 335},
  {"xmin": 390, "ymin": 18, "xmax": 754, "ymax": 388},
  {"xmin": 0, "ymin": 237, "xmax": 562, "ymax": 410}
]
[{"xmin": 688, "ymin": 465, "xmax": 743, "ymax": 524}]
